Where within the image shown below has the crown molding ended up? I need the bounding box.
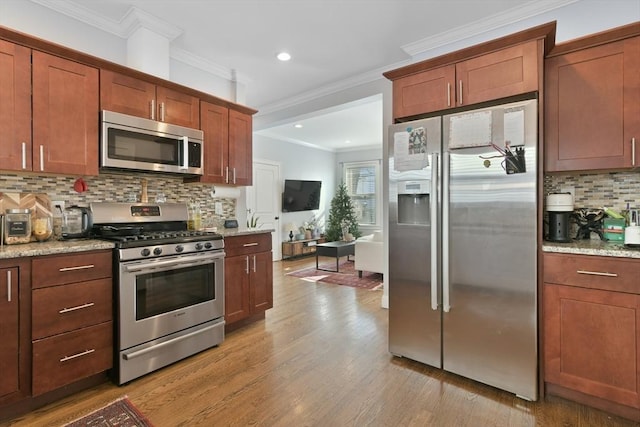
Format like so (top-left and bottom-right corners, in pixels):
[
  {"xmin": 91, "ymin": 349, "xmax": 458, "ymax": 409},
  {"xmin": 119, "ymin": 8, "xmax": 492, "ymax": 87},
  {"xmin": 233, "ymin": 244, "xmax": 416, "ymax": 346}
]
[
  {"xmin": 170, "ymin": 47, "xmax": 251, "ymax": 84},
  {"xmin": 120, "ymin": 7, "xmax": 182, "ymax": 40},
  {"xmin": 401, "ymin": 0, "xmax": 577, "ymax": 57}
]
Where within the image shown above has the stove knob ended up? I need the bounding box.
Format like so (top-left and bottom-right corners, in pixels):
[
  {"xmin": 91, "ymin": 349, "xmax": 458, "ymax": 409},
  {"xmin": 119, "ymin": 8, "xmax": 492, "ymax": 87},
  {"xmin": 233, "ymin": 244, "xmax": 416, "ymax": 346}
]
[
  {"xmin": 153, "ymin": 247, "xmax": 163, "ymax": 256},
  {"xmin": 175, "ymin": 245, "xmax": 184, "ymax": 253},
  {"xmin": 141, "ymin": 248, "xmax": 151, "ymax": 257},
  {"xmin": 195, "ymin": 242, "xmax": 204, "ymax": 250},
  {"xmin": 204, "ymin": 242, "xmax": 213, "ymax": 249}
]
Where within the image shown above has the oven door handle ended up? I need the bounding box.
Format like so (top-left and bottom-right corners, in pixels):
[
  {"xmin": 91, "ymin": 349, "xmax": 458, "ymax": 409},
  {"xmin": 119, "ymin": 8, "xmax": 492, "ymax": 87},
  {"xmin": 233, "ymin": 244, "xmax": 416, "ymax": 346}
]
[{"xmin": 124, "ymin": 254, "xmax": 221, "ymax": 273}]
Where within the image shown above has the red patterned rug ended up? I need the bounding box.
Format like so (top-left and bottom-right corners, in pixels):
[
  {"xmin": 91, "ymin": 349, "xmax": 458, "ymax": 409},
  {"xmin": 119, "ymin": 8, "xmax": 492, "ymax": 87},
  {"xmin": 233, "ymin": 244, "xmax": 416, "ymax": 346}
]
[
  {"xmin": 287, "ymin": 260, "xmax": 383, "ymax": 290},
  {"xmin": 64, "ymin": 396, "xmax": 153, "ymax": 427}
]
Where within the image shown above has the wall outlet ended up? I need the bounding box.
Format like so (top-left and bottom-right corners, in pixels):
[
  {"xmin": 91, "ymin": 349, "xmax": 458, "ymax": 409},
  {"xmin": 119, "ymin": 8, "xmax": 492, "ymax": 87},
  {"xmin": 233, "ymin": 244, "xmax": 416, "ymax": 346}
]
[
  {"xmin": 214, "ymin": 202, "xmax": 223, "ymax": 215},
  {"xmin": 51, "ymin": 200, "xmax": 65, "ymax": 212}
]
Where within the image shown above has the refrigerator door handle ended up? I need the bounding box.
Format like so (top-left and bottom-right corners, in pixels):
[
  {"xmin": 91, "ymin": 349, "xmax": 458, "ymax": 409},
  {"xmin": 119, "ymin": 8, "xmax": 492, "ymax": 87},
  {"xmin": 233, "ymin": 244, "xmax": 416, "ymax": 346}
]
[
  {"xmin": 430, "ymin": 153, "xmax": 439, "ymax": 310},
  {"xmin": 442, "ymin": 151, "xmax": 451, "ymax": 313}
]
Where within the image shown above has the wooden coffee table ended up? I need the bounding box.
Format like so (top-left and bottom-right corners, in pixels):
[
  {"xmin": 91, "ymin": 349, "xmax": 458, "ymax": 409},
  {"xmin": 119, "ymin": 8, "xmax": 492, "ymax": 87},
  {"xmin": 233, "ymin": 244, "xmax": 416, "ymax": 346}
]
[{"xmin": 315, "ymin": 241, "xmax": 356, "ymax": 272}]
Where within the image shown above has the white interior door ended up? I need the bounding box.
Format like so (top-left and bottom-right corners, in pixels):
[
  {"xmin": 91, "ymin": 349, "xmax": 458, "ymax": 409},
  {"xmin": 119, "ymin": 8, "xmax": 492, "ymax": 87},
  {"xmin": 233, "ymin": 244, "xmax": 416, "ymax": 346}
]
[{"xmin": 246, "ymin": 160, "xmax": 281, "ymax": 260}]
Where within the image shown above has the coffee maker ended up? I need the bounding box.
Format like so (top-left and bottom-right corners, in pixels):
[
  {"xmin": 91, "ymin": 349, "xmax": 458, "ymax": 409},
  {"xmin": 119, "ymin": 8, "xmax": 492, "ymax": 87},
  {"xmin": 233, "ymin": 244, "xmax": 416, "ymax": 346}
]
[{"xmin": 546, "ymin": 193, "xmax": 573, "ymax": 242}]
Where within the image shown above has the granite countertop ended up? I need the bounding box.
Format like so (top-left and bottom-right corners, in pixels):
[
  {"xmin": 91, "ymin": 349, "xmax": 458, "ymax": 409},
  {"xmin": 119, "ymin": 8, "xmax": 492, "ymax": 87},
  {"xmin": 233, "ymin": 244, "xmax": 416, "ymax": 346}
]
[
  {"xmin": 0, "ymin": 239, "xmax": 115, "ymax": 260},
  {"xmin": 542, "ymin": 239, "xmax": 640, "ymax": 259},
  {"xmin": 217, "ymin": 228, "xmax": 274, "ymax": 238}
]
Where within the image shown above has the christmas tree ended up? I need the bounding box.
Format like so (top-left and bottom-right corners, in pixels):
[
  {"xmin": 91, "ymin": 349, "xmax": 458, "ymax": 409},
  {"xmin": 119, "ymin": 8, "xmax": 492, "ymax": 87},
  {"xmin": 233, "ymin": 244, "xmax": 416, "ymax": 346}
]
[{"xmin": 325, "ymin": 183, "xmax": 361, "ymax": 241}]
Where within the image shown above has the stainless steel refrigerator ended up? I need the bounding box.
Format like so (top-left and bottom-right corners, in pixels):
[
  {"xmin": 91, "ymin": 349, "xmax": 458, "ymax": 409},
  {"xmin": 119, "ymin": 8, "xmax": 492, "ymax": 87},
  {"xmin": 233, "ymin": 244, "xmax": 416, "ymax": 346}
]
[{"xmin": 387, "ymin": 98, "xmax": 538, "ymax": 400}]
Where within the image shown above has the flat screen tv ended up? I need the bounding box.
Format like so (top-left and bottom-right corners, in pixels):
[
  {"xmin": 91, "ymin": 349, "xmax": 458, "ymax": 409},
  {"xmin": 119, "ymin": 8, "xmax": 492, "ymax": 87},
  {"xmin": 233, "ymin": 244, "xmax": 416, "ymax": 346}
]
[{"xmin": 282, "ymin": 179, "xmax": 321, "ymax": 212}]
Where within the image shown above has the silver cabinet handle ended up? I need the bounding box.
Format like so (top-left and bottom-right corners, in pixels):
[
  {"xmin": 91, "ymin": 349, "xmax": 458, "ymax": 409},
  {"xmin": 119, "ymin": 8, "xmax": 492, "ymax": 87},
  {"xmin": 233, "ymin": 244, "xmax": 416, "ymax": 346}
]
[
  {"xmin": 60, "ymin": 348, "xmax": 95, "ymax": 362},
  {"xmin": 59, "ymin": 264, "xmax": 94, "ymax": 272},
  {"xmin": 150, "ymin": 99, "xmax": 155, "ymax": 120},
  {"xmin": 180, "ymin": 136, "xmax": 189, "ymax": 170},
  {"xmin": 430, "ymin": 153, "xmax": 439, "ymax": 311},
  {"xmin": 59, "ymin": 302, "xmax": 95, "ymax": 314},
  {"xmin": 39, "ymin": 145, "xmax": 44, "ymax": 171},
  {"xmin": 253, "ymin": 255, "xmax": 257, "ymax": 273},
  {"xmin": 225, "ymin": 166, "xmax": 229, "ymax": 184},
  {"xmin": 442, "ymin": 151, "xmax": 451, "ymax": 313},
  {"xmin": 632, "ymin": 137, "xmax": 636, "ymax": 167},
  {"xmin": 160, "ymin": 102, "xmax": 165, "ymax": 122},
  {"xmin": 577, "ymin": 270, "xmax": 618, "ymax": 277},
  {"xmin": 245, "ymin": 255, "xmax": 249, "ymax": 274},
  {"xmin": 458, "ymin": 80, "xmax": 463, "ymax": 105},
  {"xmin": 243, "ymin": 242, "xmax": 259, "ymax": 247},
  {"xmin": 447, "ymin": 83, "xmax": 451, "ymax": 107},
  {"xmin": 21, "ymin": 142, "xmax": 26, "ymax": 169},
  {"xmin": 233, "ymin": 168, "xmax": 237, "ymax": 184},
  {"xmin": 6, "ymin": 270, "xmax": 11, "ymax": 302}
]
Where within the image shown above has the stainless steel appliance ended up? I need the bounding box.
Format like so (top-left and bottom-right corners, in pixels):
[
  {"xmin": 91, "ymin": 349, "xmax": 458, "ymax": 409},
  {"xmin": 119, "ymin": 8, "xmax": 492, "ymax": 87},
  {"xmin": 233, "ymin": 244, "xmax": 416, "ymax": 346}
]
[
  {"xmin": 387, "ymin": 98, "xmax": 538, "ymax": 400},
  {"xmin": 101, "ymin": 110, "xmax": 204, "ymax": 175},
  {"xmin": 90, "ymin": 202, "xmax": 225, "ymax": 385}
]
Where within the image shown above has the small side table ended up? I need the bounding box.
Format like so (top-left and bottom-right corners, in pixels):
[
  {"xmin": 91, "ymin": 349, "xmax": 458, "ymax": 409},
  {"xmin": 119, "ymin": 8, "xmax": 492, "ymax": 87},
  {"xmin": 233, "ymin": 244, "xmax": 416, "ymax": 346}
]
[{"xmin": 315, "ymin": 241, "xmax": 356, "ymax": 272}]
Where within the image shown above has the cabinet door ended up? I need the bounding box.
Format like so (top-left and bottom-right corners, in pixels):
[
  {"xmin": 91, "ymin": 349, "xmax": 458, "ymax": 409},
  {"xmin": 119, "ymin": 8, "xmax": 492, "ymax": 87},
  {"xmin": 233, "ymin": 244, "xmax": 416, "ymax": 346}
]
[
  {"xmin": 100, "ymin": 69, "xmax": 156, "ymax": 119},
  {"xmin": 199, "ymin": 101, "xmax": 229, "ymax": 184},
  {"xmin": 0, "ymin": 267, "xmax": 19, "ymax": 399},
  {"xmin": 545, "ymin": 37, "xmax": 639, "ymax": 172},
  {"xmin": 250, "ymin": 251, "xmax": 273, "ymax": 314},
  {"xmin": 0, "ymin": 40, "xmax": 31, "ymax": 172},
  {"xmin": 544, "ymin": 283, "xmax": 640, "ymax": 409},
  {"xmin": 228, "ymin": 109, "xmax": 253, "ymax": 186},
  {"xmin": 32, "ymin": 51, "xmax": 99, "ymax": 176},
  {"xmin": 224, "ymin": 255, "xmax": 251, "ymax": 325},
  {"xmin": 156, "ymin": 86, "xmax": 200, "ymax": 128},
  {"xmin": 456, "ymin": 40, "xmax": 539, "ymax": 106},
  {"xmin": 392, "ymin": 65, "xmax": 455, "ymax": 118}
]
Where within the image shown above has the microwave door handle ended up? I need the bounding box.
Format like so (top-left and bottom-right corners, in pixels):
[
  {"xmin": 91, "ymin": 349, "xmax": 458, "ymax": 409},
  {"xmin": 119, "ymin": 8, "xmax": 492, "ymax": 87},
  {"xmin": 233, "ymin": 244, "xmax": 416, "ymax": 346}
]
[{"xmin": 180, "ymin": 136, "xmax": 189, "ymax": 170}]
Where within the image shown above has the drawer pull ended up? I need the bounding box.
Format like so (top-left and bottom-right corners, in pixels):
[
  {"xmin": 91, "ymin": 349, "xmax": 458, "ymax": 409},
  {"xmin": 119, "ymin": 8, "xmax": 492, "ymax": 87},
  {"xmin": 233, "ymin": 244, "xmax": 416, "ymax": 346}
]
[
  {"xmin": 60, "ymin": 348, "xmax": 95, "ymax": 362},
  {"xmin": 59, "ymin": 302, "xmax": 95, "ymax": 314},
  {"xmin": 6, "ymin": 270, "xmax": 11, "ymax": 302},
  {"xmin": 243, "ymin": 242, "xmax": 259, "ymax": 247},
  {"xmin": 576, "ymin": 270, "xmax": 618, "ymax": 277},
  {"xmin": 59, "ymin": 264, "xmax": 95, "ymax": 272}
]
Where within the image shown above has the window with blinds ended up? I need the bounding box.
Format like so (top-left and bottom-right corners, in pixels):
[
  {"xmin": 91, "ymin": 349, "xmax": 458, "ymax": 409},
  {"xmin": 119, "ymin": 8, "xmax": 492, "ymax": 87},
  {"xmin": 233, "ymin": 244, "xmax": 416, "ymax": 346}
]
[{"xmin": 344, "ymin": 161, "xmax": 379, "ymax": 226}]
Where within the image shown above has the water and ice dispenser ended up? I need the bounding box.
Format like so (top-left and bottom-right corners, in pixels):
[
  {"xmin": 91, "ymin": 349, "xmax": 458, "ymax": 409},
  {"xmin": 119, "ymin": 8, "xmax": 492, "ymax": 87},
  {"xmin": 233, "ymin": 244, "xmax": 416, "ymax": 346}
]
[{"xmin": 397, "ymin": 180, "xmax": 430, "ymax": 225}]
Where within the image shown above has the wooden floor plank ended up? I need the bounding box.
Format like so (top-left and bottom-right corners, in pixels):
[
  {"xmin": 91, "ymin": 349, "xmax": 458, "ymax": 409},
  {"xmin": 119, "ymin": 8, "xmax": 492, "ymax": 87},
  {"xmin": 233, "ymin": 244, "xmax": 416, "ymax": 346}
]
[{"xmin": 2, "ymin": 257, "xmax": 637, "ymax": 426}]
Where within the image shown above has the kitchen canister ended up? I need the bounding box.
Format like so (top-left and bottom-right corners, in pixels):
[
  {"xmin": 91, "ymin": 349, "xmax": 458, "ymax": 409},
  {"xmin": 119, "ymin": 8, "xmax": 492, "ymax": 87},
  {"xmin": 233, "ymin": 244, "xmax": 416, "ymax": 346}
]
[{"xmin": 4, "ymin": 208, "xmax": 32, "ymax": 245}]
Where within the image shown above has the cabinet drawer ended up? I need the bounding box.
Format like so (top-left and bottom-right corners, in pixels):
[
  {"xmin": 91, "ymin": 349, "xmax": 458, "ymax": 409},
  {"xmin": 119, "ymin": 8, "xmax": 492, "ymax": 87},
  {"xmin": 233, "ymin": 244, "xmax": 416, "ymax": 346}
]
[
  {"xmin": 225, "ymin": 233, "xmax": 272, "ymax": 257},
  {"xmin": 32, "ymin": 278, "xmax": 112, "ymax": 339},
  {"xmin": 543, "ymin": 253, "xmax": 640, "ymax": 293},
  {"xmin": 32, "ymin": 250, "xmax": 112, "ymax": 289},
  {"xmin": 32, "ymin": 321, "xmax": 112, "ymax": 396}
]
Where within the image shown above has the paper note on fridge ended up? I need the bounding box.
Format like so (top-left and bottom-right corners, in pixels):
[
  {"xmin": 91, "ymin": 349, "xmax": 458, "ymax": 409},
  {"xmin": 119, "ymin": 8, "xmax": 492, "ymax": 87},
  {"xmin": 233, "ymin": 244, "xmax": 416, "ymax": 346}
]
[
  {"xmin": 448, "ymin": 110, "xmax": 492, "ymax": 149},
  {"xmin": 394, "ymin": 127, "xmax": 429, "ymax": 171}
]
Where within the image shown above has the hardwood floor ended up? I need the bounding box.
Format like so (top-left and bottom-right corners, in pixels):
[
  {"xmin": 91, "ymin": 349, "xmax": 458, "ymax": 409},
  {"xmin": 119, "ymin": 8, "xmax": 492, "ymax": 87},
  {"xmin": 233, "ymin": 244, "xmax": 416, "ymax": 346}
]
[{"xmin": 2, "ymin": 257, "xmax": 637, "ymax": 426}]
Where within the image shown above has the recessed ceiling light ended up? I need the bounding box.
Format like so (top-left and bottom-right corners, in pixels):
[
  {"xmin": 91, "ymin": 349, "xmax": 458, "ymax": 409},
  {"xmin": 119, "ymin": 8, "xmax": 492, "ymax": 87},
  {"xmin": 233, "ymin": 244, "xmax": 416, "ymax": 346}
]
[
  {"xmin": 277, "ymin": 52, "xmax": 291, "ymax": 61},
  {"xmin": 345, "ymin": 140, "xmax": 351, "ymax": 144},
  {"xmin": 294, "ymin": 123, "xmax": 303, "ymax": 128}
]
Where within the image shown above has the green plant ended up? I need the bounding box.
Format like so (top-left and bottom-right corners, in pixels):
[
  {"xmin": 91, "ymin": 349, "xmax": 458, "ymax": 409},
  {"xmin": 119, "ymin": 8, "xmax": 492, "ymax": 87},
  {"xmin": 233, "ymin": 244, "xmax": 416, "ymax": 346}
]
[
  {"xmin": 325, "ymin": 183, "xmax": 360, "ymax": 241},
  {"xmin": 247, "ymin": 213, "xmax": 260, "ymax": 228}
]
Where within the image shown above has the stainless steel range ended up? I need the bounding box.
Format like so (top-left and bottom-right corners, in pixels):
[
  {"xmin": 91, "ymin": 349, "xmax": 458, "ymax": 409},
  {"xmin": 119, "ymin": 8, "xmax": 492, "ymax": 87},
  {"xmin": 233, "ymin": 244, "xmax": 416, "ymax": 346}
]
[{"xmin": 90, "ymin": 202, "xmax": 225, "ymax": 385}]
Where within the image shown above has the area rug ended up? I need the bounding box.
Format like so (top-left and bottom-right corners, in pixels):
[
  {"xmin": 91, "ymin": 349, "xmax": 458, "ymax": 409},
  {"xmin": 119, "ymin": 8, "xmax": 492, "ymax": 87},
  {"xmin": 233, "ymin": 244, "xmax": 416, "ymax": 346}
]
[
  {"xmin": 287, "ymin": 260, "xmax": 383, "ymax": 290},
  {"xmin": 64, "ymin": 396, "xmax": 153, "ymax": 427}
]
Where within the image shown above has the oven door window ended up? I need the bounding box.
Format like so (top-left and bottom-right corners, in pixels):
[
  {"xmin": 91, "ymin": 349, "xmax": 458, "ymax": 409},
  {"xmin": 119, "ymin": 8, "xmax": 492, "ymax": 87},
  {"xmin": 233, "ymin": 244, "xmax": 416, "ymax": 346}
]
[
  {"xmin": 108, "ymin": 128, "xmax": 180, "ymax": 166},
  {"xmin": 135, "ymin": 263, "xmax": 215, "ymax": 320}
]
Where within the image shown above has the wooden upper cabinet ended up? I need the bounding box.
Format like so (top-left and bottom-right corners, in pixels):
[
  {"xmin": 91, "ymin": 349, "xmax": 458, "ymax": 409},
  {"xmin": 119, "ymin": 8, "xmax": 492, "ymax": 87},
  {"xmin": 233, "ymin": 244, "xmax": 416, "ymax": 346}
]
[
  {"xmin": 392, "ymin": 65, "xmax": 455, "ymax": 119},
  {"xmin": 545, "ymin": 36, "xmax": 640, "ymax": 172},
  {"xmin": 456, "ymin": 40, "xmax": 539, "ymax": 106},
  {"xmin": 389, "ymin": 40, "xmax": 540, "ymax": 119},
  {"xmin": 0, "ymin": 40, "xmax": 31, "ymax": 172},
  {"xmin": 199, "ymin": 101, "xmax": 229, "ymax": 184},
  {"xmin": 229, "ymin": 109, "xmax": 253, "ymax": 186},
  {"xmin": 100, "ymin": 69, "xmax": 200, "ymax": 128},
  {"xmin": 32, "ymin": 51, "xmax": 99, "ymax": 176}
]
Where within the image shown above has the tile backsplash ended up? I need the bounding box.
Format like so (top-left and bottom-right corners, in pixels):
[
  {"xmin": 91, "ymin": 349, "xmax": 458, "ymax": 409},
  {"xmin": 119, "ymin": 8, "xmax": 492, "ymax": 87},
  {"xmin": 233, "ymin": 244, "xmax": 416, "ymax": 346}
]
[
  {"xmin": 0, "ymin": 172, "xmax": 236, "ymax": 229},
  {"xmin": 544, "ymin": 171, "xmax": 640, "ymax": 211}
]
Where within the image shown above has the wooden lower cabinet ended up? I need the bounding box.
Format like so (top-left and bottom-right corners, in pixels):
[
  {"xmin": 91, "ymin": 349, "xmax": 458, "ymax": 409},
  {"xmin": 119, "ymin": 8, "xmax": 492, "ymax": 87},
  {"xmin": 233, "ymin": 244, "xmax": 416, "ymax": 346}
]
[
  {"xmin": 0, "ymin": 258, "xmax": 30, "ymax": 406},
  {"xmin": 543, "ymin": 252, "xmax": 640, "ymax": 419},
  {"xmin": 224, "ymin": 233, "xmax": 273, "ymax": 328}
]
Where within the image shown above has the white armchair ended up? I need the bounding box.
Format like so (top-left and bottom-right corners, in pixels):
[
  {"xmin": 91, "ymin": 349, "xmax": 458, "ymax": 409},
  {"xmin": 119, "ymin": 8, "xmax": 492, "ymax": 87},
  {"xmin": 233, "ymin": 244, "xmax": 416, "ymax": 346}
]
[{"xmin": 354, "ymin": 231, "xmax": 384, "ymax": 278}]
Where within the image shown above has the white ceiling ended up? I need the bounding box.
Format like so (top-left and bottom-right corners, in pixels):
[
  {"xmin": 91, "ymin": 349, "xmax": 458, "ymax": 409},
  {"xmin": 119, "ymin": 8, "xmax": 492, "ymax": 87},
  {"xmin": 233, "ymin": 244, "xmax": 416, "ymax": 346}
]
[{"xmin": 30, "ymin": 0, "xmax": 577, "ymax": 151}]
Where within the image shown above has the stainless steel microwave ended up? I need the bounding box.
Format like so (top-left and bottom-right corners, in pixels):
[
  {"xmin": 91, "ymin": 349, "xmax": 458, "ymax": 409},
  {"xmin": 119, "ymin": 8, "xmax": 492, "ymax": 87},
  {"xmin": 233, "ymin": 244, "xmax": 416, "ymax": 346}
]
[{"xmin": 101, "ymin": 110, "xmax": 204, "ymax": 175}]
